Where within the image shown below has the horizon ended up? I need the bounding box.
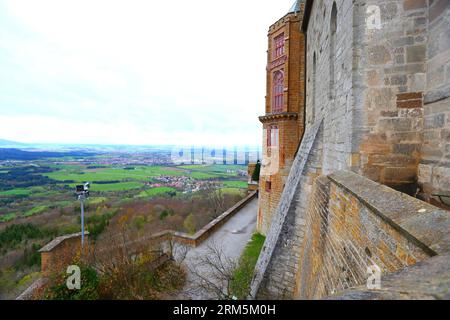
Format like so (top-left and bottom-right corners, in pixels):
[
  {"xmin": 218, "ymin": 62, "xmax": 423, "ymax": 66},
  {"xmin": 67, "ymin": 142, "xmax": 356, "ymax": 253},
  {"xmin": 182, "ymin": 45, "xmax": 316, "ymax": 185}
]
[
  {"xmin": 0, "ymin": 0, "xmax": 295, "ymax": 147},
  {"xmin": 0, "ymin": 137, "xmax": 262, "ymax": 150}
]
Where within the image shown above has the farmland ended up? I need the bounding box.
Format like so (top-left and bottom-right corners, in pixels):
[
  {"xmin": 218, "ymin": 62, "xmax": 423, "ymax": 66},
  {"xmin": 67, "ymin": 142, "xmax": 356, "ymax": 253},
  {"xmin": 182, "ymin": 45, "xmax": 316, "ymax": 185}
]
[
  {"xmin": 0, "ymin": 151, "xmax": 250, "ymax": 299},
  {"xmin": 0, "ymin": 161, "xmax": 249, "ymax": 223}
]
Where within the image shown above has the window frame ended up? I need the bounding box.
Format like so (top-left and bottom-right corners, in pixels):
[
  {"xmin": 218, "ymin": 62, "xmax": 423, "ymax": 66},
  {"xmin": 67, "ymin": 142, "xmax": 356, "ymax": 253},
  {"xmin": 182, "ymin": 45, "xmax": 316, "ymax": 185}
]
[
  {"xmin": 273, "ymin": 33, "xmax": 285, "ymax": 59},
  {"xmin": 272, "ymin": 71, "xmax": 284, "ymax": 114},
  {"xmin": 267, "ymin": 125, "xmax": 279, "ymax": 147},
  {"xmin": 265, "ymin": 180, "xmax": 272, "ymax": 192}
]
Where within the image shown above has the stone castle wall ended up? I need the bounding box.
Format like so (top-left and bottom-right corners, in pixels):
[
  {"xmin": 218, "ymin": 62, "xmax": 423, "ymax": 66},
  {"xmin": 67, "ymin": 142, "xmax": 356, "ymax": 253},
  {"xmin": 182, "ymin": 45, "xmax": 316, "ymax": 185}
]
[
  {"xmin": 253, "ymin": 0, "xmax": 450, "ymax": 300},
  {"xmin": 353, "ymin": 0, "xmax": 429, "ymax": 193},
  {"xmin": 419, "ymin": 0, "xmax": 450, "ymax": 204},
  {"xmin": 296, "ymin": 171, "xmax": 449, "ymax": 299},
  {"xmin": 304, "ymin": 0, "xmax": 354, "ymax": 174}
]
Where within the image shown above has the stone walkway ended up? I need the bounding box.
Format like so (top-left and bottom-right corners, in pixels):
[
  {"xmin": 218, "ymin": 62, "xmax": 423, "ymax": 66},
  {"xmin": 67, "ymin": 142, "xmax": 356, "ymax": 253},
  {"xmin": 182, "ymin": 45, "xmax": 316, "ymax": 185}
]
[{"xmin": 179, "ymin": 197, "xmax": 258, "ymax": 300}]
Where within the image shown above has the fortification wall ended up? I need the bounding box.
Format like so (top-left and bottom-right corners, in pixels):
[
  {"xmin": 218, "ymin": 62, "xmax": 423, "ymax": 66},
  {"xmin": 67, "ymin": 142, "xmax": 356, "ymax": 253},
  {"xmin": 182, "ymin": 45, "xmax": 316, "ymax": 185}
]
[
  {"xmin": 253, "ymin": 169, "xmax": 449, "ymax": 300},
  {"xmin": 296, "ymin": 171, "xmax": 449, "ymax": 299},
  {"xmin": 253, "ymin": 0, "xmax": 449, "ymax": 300},
  {"xmin": 304, "ymin": 0, "xmax": 354, "ymax": 174},
  {"xmin": 418, "ymin": 0, "xmax": 450, "ymax": 203},
  {"xmin": 352, "ymin": 0, "xmax": 429, "ymax": 193}
]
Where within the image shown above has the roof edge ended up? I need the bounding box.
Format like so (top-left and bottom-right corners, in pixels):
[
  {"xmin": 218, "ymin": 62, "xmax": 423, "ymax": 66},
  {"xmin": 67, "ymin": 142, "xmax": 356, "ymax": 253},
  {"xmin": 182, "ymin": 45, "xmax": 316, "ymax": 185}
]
[{"xmin": 301, "ymin": 0, "xmax": 314, "ymax": 31}]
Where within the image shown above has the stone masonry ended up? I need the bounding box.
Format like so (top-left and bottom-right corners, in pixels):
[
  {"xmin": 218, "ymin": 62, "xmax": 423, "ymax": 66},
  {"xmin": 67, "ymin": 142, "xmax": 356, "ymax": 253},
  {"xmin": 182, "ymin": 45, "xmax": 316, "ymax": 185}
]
[
  {"xmin": 257, "ymin": 2, "xmax": 305, "ymax": 235},
  {"xmin": 252, "ymin": 0, "xmax": 450, "ymax": 300}
]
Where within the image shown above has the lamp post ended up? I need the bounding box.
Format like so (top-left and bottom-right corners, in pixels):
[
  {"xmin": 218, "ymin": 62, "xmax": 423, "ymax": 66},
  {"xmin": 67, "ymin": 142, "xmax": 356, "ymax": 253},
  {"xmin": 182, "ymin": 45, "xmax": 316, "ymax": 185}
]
[{"xmin": 75, "ymin": 183, "xmax": 90, "ymax": 247}]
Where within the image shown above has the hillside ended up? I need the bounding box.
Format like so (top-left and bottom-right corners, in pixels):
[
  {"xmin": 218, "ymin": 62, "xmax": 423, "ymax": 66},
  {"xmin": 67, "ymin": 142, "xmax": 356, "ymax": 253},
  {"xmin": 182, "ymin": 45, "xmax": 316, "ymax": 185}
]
[{"xmin": 0, "ymin": 148, "xmax": 95, "ymax": 160}]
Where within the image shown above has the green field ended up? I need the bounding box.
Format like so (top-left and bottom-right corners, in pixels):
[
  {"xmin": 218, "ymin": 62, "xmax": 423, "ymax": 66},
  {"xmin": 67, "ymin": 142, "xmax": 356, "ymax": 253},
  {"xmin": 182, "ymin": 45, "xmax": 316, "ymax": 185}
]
[
  {"xmin": 45, "ymin": 164, "xmax": 247, "ymax": 184},
  {"xmin": 88, "ymin": 197, "xmax": 108, "ymax": 205},
  {"xmin": 219, "ymin": 188, "xmax": 246, "ymax": 196},
  {"xmin": 75, "ymin": 182, "xmax": 144, "ymax": 192},
  {"xmin": 0, "ymin": 213, "xmax": 16, "ymax": 222},
  {"xmin": 45, "ymin": 166, "xmax": 185, "ymax": 183},
  {"xmin": 1, "ymin": 163, "xmax": 248, "ymax": 223},
  {"xmin": 136, "ymin": 187, "xmax": 177, "ymax": 198},
  {"xmin": 178, "ymin": 164, "xmax": 246, "ymax": 180},
  {"xmin": 24, "ymin": 205, "xmax": 48, "ymax": 217},
  {"xmin": 223, "ymin": 180, "xmax": 248, "ymax": 189},
  {"xmin": 0, "ymin": 188, "xmax": 32, "ymax": 197}
]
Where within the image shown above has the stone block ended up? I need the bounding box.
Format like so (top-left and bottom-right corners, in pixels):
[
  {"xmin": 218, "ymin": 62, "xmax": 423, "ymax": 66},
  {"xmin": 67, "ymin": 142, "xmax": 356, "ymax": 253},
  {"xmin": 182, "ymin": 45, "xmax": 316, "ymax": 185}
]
[
  {"xmin": 424, "ymin": 114, "xmax": 445, "ymax": 129},
  {"xmin": 385, "ymin": 167, "xmax": 417, "ymax": 183},
  {"xmin": 368, "ymin": 45, "xmax": 392, "ymax": 65},
  {"xmin": 406, "ymin": 45, "xmax": 426, "ymax": 63},
  {"xmin": 393, "ymin": 143, "xmax": 421, "ymax": 155},
  {"xmin": 433, "ymin": 166, "xmax": 450, "ymax": 190},
  {"xmin": 418, "ymin": 164, "xmax": 432, "ymax": 183},
  {"xmin": 397, "ymin": 92, "xmax": 423, "ymax": 101},
  {"xmin": 397, "ymin": 100, "xmax": 423, "ymax": 108},
  {"xmin": 403, "ymin": 0, "xmax": 426, "ymax": 11}
]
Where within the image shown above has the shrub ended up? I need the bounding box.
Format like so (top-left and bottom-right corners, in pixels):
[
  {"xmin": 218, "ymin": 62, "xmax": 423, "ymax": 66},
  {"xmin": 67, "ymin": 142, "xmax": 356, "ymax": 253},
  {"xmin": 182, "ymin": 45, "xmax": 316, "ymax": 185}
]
[
  {"xmin": 251, "ymin": 161, "xmax": 261, "ymax": 182},
  {"xmin": 0, "ymin": 224, "xmax": 53, "ymax": 252},
  {"xmin": 159, "ymin": 209, "xmax": 174, "ymax": 220},
  {"xmin": 15, "ymin": 243, "xmax": 42, "ymax": 270},
  {"xmin": 44, "ymin": 264, "xmax": 100, "ymax": 300},
  {"xmin": 183, "ymin": 214, "xmax": 197, "ymax": 235},
  {"xmin": 133, "ymin": 215, "xmax": 146, "ymax": 230}
]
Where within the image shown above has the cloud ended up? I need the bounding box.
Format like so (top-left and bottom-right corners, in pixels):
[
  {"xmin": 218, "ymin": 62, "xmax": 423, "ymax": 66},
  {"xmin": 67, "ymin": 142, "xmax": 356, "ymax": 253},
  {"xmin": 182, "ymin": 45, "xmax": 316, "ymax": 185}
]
[{"xmin": 0, "ymin": 0, "xmax": 294, "ymax": 146}]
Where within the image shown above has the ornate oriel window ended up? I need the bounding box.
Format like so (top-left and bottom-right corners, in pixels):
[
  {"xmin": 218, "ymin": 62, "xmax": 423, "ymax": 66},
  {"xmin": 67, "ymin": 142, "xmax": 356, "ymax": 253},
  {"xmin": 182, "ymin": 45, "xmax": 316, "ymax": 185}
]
[
  {"xmin": 273, "ymin": 71, "xmax": 284, "ymax": 113},
  {"xmin": 274, "ymin": 33, "xmax": 285, "ymax": 58}
]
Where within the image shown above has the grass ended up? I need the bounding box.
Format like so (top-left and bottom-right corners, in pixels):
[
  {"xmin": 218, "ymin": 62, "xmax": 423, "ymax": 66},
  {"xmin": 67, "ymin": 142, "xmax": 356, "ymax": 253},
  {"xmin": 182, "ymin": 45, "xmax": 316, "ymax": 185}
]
[
  {"xmin": 88, "ymin": 182, "xmax": 144, "ymax": 192},
  {"xmin": 178, "ymin": 164, "xmax": 246, "ymax": 172},
  {"xmin": 0, "ymin": 188, "xmax": 32, "ymax": 197},
  {"xmin": 223, "ymin": 180, "xmax": 248, "ymax": 189},
  {"xmin": 189, "ymin": 172, "xmax": 218, "ymax": 180},
  {"xmin": 0, "ymin": 213, "xmax": 16, "ymax": 222},
  {"xmin": 231, "ymin": 233, "xmax": 266, "ymax": 299},
  {"xmin": 88, "ymin": 197, "xmax": 108, "ymax": 205},
  {"xmin": 45, "ymin": 166, "xmax": 186, "ymax": 183},
  {"xmin": 24, "ymin": 205, "xmax": 48, "ymax": 217},
  {"xmin": 219, "ymin": 188, "xmax": 246, "ymax": 196},
  {"xmin": 136, "ymin": 187, "xmax": 177, "ymax": 198}
]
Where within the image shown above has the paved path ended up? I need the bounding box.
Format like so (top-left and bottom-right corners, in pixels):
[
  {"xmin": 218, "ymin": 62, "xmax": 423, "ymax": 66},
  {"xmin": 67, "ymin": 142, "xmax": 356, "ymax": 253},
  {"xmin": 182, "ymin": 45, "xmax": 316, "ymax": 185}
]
[{"xmin": 180, "ymin": 197, "xmax": 258, "ymax": 300}]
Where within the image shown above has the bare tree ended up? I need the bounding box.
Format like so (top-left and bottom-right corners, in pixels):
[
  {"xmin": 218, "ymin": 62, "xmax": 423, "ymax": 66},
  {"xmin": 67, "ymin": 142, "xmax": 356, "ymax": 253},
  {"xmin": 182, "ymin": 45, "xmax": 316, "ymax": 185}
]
[
  {"xmin": 166, "ymin": 237, "xmax": 189, "ymax": 266},
  {"xmin": 201, "ymin": 182, "xmax": 226, "ymax": 216},
  {"xmin": 187, "ymin": 240, "xmax": 238, "ymax": 300}
]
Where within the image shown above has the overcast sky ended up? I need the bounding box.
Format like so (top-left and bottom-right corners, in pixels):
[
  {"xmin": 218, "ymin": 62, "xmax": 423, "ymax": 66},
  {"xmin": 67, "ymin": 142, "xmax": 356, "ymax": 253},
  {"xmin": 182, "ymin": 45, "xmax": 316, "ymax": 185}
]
[{"xmin": 0, "ymin": 0, "xmax": 295, "ymax": 147}]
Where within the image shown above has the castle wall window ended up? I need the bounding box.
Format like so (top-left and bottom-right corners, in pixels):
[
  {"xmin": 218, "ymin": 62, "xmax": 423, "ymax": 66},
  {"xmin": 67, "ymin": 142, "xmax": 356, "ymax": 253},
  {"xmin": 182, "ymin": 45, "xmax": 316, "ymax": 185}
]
[
  {"xmin": 312, "ymin": 52, "xmax": 317, "ymax": 123},
  {"xmin": 267, "ymin": 125, "xmax": 279, "ymax": 147},
  {"xmin": 329, "ymin": 2, "xmax": 337, "ymax": 100},
  {"xmin": 273, "ymin": 71, "xmax": 284, "ymax": 113},
  {"xmin": 274, "ymin": 33, "xmax": 285, "ymax": 58},
  {"xmin": 265, "ymin": 181, "xmax": 272, "ymax": 192}
]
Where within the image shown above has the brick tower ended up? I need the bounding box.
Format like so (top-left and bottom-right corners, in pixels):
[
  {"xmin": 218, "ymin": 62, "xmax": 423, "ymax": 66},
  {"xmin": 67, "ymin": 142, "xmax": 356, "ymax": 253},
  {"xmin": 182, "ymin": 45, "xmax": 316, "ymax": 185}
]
[{"xmin": 257, "ymin": 0, "xmax": 305, "ymax": 235}]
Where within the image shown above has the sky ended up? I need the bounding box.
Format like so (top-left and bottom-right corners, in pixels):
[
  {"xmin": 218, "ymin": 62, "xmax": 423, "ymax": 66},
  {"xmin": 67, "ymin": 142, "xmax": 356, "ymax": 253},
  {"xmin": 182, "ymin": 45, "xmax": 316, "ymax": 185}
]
[{"xmin": 0, "ymin": 0, "xmax": 295, "ymax": 147}]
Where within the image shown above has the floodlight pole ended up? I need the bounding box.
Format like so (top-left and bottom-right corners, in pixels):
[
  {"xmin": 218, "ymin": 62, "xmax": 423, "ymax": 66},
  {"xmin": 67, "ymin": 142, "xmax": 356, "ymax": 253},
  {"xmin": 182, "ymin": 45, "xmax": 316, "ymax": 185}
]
[{"xmin": 78, "ymin": 194, "xmax": 86, "ymax": 247}]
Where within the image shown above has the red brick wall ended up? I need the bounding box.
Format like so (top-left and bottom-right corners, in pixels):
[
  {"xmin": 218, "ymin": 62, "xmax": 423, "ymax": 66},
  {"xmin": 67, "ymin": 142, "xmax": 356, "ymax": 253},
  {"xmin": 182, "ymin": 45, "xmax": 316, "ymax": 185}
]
[{"xmin": 258, "ymin": 11, "xmax": 305, "ymax": 235}]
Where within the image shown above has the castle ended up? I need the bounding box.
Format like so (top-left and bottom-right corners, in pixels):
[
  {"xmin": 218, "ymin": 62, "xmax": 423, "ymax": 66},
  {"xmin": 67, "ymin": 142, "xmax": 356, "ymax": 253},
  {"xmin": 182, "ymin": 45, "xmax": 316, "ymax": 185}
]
[{"xmin": 254, "ymin": 0, "xmax": 450, "ymax": 299}]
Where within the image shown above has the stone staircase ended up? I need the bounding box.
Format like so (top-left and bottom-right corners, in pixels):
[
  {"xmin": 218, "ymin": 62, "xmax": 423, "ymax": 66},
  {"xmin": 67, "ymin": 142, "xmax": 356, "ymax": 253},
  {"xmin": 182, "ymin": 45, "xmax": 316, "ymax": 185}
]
[{"xmin": 250, "ymin": 119, "xmax": 323, "ymax": 298}]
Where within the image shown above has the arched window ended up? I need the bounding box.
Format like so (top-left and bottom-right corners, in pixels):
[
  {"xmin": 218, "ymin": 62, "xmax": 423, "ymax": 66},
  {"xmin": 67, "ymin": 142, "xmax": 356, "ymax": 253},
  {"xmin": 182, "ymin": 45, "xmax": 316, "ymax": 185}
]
[
  {"xmin": 273, "ymin": 71, "xmax": 284, "ymax": 113},
  {"xmin": 329, "ymin": 2, "xmax": 337, "ymax": 99},
  {"xmin": 312, "ymin": 52, "xmax": 317, "ymax": 123},
  {"xmin": 274, "ymin": 33, "xmax": 285, "ymax": 59}
]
